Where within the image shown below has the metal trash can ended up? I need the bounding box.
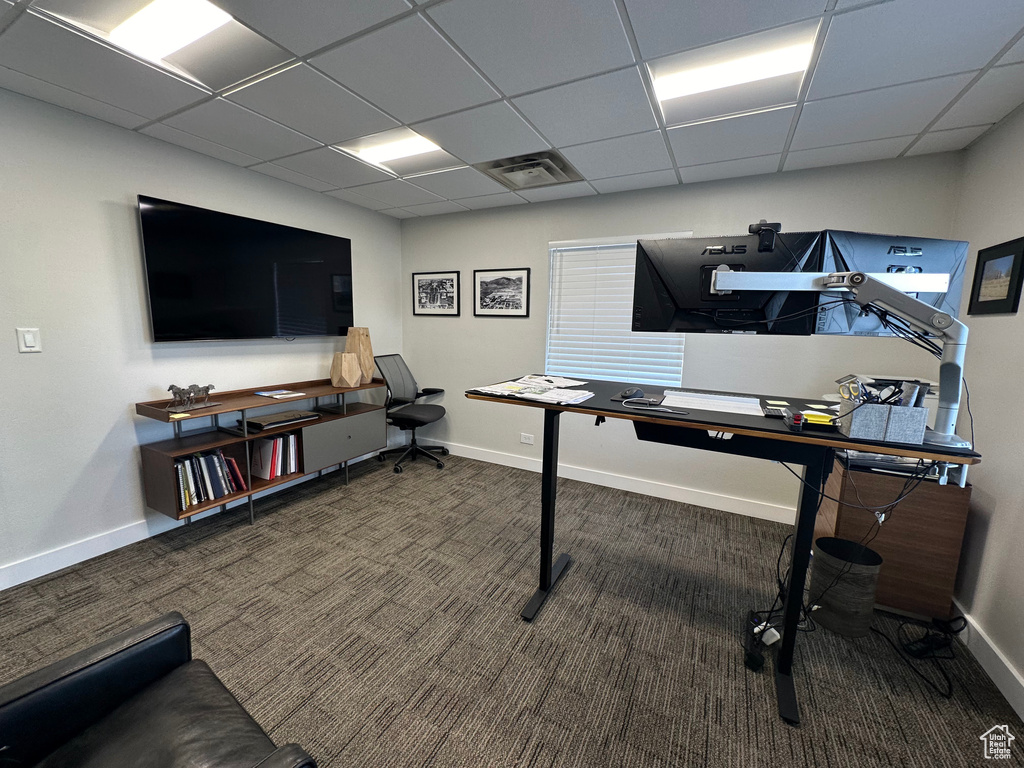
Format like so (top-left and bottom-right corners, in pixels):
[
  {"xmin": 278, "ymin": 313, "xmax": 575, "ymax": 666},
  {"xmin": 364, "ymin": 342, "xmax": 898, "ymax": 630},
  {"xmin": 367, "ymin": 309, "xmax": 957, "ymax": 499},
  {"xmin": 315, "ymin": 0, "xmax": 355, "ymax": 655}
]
[{"xmin": 809, "ymin": 537, "xmax": 883, "ymax": 638}]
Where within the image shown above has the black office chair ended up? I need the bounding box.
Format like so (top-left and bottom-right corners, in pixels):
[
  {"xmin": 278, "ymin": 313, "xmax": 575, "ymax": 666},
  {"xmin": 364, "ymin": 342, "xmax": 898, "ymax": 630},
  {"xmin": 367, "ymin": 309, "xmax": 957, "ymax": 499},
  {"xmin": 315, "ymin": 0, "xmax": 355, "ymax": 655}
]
[{"xmin": 374, "ymin": 354, "xmax": 449, "ymax": 473}]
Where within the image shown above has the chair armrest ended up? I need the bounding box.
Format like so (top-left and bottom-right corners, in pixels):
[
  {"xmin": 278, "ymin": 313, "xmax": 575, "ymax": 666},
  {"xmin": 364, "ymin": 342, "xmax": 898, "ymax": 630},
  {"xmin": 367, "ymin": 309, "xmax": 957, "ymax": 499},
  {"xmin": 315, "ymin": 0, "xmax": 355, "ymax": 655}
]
[
  {"xmin": 418, "ymin": 388, "xmax": 444, "ymax": 397},
  {"xmin": 0, "ymin": 612, "xmax": 191, "ymax": 767},
  {"xmin": 252, "ymin": 744, "xmax": 318, "ymax": 768}
]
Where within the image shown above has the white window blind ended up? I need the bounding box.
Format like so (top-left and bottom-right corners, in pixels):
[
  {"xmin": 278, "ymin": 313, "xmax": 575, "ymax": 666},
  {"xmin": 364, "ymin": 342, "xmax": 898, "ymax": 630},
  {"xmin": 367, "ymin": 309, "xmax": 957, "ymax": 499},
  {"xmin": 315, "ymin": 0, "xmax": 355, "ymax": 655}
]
[{"xmin": 545, "ymin": 238, "xmax": 687, "ymax": 387}]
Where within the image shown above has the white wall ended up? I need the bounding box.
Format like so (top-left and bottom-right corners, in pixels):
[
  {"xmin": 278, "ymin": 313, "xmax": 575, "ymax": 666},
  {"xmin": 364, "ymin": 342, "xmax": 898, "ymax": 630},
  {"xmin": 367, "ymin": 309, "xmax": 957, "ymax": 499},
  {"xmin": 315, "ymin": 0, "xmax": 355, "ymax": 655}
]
[
  {"xmin": 0, "ymin": 89, "xmax": 404, "ymax": 587},
  {"xmin": 400, "ymin": 155, "xmax": 964, "ymax": 521},
  {"xmin": 950, "ymin": 104, "xmax": 1024, "ymax": 707}
]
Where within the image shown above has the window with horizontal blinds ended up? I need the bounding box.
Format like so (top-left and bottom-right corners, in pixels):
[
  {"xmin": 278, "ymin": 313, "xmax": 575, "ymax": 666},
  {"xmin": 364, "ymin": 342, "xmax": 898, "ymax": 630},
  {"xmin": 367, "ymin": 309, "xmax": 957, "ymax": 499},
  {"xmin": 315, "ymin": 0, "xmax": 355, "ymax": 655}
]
[{"xmin": 545, "ymin": 238, "xmax": 687, "ymax": 387}]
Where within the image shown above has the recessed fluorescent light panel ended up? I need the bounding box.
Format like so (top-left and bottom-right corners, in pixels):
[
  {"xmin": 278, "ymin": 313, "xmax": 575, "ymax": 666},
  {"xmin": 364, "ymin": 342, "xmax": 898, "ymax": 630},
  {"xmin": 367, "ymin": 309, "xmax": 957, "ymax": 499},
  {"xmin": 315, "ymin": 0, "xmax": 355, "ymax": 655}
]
[
  {"xmin": 110, "ymin": 0, "xmax": 231, "ymax": 64},
  {"xmin": 649, "ymin": 20, "xmax": 819, "ymax": 126},
  {"xmin": 338, "ymin": 128, "xmax": 462, "ymax": 176}
]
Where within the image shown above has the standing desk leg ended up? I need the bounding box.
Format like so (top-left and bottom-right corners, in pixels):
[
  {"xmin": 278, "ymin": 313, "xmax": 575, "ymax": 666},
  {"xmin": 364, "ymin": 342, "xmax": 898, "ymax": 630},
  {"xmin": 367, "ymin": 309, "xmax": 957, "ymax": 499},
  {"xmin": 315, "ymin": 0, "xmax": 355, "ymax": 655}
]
[
  {"xmin": 521, "ymin": 408, "xmax": 572, "ymax": 621},
  {"xmin": 775, "ymin": 450, "xmax": 831, "ymax": 726}
]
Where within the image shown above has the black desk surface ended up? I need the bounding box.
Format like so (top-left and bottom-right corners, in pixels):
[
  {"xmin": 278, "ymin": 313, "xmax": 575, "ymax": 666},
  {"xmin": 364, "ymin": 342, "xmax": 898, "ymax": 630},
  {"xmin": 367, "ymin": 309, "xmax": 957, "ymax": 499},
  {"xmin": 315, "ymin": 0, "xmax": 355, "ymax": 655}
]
[{"xmin": 467, "ymin": 377, "xmax": 981, "ymax": 466}]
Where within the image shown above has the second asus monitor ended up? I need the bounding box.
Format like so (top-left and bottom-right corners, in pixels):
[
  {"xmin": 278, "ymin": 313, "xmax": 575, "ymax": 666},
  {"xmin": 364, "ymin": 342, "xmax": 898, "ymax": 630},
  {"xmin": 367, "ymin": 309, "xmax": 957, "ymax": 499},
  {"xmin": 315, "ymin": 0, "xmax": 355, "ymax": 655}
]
[{"xmin": 632, "ymin": 229, "xmax": 968, "ymax": 337}]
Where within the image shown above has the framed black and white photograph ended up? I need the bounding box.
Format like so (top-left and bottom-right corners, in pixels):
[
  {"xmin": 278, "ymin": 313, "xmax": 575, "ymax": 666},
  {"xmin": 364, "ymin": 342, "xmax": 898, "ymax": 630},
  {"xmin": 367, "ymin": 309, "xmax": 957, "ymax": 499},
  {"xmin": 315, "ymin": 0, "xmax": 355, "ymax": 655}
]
[
  {"xmin": 968, "ymin": 237, "xmax": 1024, "ymax": 315},
  {"xmin": 473, "ymin": 268, "xmax": 530, "ymax": 317},
  {"xmin": 412, "ymin": 271, "xmax": 460, "ymax": 316}
]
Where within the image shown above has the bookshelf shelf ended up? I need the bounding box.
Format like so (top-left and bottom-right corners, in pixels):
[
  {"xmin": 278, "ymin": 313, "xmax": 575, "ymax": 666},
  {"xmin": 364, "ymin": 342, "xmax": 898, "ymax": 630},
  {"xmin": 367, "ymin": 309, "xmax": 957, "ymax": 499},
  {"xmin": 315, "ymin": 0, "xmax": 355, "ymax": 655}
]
[{"xmin": 136, "ymin": 378, "xmax": 386, "ymax": 522}]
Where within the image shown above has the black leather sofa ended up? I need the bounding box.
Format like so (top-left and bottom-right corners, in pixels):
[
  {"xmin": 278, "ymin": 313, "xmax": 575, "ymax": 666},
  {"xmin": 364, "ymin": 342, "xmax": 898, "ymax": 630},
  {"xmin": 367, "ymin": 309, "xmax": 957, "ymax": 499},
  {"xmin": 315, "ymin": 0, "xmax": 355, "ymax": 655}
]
[{"xmin": 0, "ymin": 612, "xmax": 316, "ymax": 768}]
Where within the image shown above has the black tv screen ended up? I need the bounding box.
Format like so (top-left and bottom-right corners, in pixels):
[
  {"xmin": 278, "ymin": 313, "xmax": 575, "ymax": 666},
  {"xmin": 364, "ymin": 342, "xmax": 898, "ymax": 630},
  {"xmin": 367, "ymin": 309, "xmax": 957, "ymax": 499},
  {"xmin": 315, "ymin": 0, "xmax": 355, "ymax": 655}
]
[{"xmin": 138, "ymin": 195, "xmax": 353, "ymax": 342}]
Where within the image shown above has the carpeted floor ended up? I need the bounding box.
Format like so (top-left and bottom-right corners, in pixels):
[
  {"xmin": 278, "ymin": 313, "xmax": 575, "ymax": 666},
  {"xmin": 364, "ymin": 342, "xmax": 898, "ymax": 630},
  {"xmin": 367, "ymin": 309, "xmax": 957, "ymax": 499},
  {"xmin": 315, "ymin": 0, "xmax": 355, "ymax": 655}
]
[{"xmin": 1, "ymin": 455, "xmax": 1021, "ymax": 767}]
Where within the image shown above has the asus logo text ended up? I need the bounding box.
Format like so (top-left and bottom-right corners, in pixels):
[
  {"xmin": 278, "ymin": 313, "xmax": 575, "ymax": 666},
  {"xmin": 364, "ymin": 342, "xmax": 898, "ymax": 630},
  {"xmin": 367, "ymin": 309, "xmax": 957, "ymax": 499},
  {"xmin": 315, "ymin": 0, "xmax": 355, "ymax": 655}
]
[
  {"xmin": 886, "ymin": 245, "xmax": 923, "ymax": 256},
  {"xmin": 701, "ymin": 245, "xmax": 747, "ymax": 255}
]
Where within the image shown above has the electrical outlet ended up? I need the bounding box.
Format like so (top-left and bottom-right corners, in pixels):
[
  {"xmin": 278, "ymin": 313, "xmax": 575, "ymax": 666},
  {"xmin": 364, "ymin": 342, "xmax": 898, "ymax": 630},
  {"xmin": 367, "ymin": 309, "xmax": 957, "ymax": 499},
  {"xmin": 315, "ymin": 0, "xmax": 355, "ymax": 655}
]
[{"xmin": 520, "ymin": 433, "xmax": 534, "ymax": 445}]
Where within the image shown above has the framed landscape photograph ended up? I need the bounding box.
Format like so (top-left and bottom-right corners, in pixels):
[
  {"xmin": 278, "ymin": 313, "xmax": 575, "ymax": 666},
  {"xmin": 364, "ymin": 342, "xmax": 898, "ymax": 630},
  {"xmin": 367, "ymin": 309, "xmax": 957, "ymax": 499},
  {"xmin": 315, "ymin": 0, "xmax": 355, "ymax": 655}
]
[
  {"xmin": 412, "ymin": 271, "xmax": 460, "ymax": 316},
  {"xmin": 968, "ymin": 238, "xmax": 1024, "ymax": 315},
  {"xmin": 474, "ymin": 268, "xmax": 530, "ymax": 317}
]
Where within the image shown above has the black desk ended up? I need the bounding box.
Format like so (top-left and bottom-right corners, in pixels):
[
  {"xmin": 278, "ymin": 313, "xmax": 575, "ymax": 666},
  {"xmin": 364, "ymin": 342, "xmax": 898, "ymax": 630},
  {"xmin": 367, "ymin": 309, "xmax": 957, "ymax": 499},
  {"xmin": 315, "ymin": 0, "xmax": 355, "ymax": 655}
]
[{"xmin": 467, "ymin": 378, "xmax": 980, "ymax": 726}]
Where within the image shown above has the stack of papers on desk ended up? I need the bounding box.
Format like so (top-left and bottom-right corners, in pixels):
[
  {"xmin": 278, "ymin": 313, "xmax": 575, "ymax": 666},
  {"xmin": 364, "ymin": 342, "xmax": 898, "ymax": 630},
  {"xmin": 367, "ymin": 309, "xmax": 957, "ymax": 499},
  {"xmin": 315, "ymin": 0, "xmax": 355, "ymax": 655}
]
[{"xmin": 473, "ymin": 375, "xmax": 594, "ymax": 404}]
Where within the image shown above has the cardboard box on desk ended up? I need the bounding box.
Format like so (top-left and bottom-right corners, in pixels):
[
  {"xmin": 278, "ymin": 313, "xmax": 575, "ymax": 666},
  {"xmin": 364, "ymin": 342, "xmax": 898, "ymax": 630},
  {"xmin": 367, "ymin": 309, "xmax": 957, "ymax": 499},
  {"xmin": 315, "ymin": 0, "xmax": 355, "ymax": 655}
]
[{"xmin": 836, "ymin": 401, "xmax": 928, "ymax": 444}]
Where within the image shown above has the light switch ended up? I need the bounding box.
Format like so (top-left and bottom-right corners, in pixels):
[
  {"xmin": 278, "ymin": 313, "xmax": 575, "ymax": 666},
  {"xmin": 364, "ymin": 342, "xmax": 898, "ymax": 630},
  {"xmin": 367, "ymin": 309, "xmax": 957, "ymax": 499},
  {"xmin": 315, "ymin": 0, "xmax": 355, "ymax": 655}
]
[{"xmin": 17, "ymin": 327, "xmax": 42, "ymax": 353}]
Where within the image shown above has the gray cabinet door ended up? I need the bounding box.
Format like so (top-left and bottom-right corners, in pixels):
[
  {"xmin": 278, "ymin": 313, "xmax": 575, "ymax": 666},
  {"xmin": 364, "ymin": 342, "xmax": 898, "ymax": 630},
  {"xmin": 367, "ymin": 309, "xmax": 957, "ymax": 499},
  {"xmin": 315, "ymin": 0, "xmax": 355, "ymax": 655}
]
[{"xmin": 301, "ymin": 408, "xmax": 385, "ymax": 472}]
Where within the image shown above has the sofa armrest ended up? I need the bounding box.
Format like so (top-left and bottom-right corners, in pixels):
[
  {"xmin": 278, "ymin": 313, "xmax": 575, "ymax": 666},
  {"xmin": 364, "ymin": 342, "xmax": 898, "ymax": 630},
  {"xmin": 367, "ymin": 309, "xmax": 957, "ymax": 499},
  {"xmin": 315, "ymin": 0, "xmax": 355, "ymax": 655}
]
[
  {"xmin": 0, "ymin": 612, "xmax": 191, "ymax": 767},
  {"xmin": 252, "ymin": 744, "xmax": 318, "ymax": 768}
]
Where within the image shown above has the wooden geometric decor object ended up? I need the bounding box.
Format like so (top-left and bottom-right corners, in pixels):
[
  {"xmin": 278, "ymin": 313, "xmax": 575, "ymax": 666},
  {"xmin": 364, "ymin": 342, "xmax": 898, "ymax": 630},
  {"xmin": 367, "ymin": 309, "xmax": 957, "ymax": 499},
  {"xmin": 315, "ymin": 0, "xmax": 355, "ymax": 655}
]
[
  {"xmin": 330, "ymin": 352, "xmax": 361, "ymax": 388},
  {"xmin": 345, "ymin": 327, "xmax": 375, "ymax": 384}
]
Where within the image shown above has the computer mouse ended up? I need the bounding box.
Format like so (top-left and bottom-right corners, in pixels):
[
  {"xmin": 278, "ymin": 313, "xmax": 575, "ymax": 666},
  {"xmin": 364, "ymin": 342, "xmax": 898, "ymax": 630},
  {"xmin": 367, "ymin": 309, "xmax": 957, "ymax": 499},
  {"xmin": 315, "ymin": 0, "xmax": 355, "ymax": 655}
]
[{"xmin": 619, "ymin": 387, "xmax": 645, "ymax": 400}]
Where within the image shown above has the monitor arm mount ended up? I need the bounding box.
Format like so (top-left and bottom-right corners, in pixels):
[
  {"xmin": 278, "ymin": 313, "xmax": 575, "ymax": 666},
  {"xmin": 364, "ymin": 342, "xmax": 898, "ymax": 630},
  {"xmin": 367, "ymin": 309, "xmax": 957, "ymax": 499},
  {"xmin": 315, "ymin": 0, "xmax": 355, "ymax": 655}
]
[{"xmin": 711, "ymin": 267, "xmax": 970, "ymax": 451}]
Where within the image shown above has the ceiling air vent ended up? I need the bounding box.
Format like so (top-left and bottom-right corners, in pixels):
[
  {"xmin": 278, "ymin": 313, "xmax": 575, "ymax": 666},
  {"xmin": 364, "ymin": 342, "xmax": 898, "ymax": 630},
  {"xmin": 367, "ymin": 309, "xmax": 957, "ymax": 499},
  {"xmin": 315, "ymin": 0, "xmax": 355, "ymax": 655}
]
[{"xmin": 473, "ymin": 150, "xmax": 583, "ymax": 191}]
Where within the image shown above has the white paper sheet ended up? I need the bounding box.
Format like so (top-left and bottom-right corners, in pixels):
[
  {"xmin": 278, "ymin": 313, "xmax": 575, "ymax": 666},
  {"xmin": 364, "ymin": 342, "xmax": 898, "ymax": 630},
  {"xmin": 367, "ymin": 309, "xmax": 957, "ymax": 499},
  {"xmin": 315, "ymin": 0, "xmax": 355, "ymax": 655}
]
[{"xmin": 661, "ymin": 390, "xmax": 764, "ymax": 416}]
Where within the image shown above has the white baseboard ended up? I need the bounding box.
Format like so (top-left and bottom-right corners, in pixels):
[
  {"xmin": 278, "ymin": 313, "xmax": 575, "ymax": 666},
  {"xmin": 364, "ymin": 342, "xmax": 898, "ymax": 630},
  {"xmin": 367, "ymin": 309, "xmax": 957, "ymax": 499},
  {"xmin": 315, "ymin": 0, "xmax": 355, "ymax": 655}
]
[
  {"xmin": 0, "ymin": 461, "xmax": 354, "ymax": 591},
  {"xmin": 0, "ymin": 518, "xmax": 170, "ymax": 591},
  {"xmin": 953, "ymin": 599, "xmax": 1024, "ymax": 721},
  {"xmin": 427, "ymin": 440, "xmax": 796, "ymax": 525}
]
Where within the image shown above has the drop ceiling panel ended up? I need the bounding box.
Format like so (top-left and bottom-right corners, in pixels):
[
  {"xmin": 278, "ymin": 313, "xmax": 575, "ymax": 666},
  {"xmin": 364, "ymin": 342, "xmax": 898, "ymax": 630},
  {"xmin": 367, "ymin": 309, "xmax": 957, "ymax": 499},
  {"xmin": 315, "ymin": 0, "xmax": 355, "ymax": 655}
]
[
  {"xmin": 792, "ymin": 74, "xmax": 974, "ymax": 150},
  {"xmin": 272, "ymin": 147, "xmax": 393, "ymax": 187},
  {"xmin": 0, "ymin": 13, "xmax": 207, "ymax": 118},
  {"xmin": 591, "ymin": 169, "xmax": 678, "ymax": 194},
  {"xmin": 228, "ymin": 64, "xmax": 397, "ymax": 144},
  {"xmin": 516, "ymin": 181, "xmax": 596, "ymax": 203},
  {"xmin": 934, "ymin": 63, "xmax": 1024, "ymax": 130},
  {"xmin": 310, "ymin": 15, "xmax": 497, "ymax": 123},
  {"xmin": 429, "ymin": 0, "xmax": 634, "ymax": 95},
  {"xmin": 679, "ymin": 154, "xmax": 781, "ymax": 184},
  {"xmin": 810, "ymin": 0, "xmax": 1024, "ymax": 99},
  {"xmin": 380, "ymin": 208, "xmax": 418, "ymax": 219},
  {"xmin": 213, "ymin": 0, "xmax": 413, "ymax": 56},
  {"xmin": 351, "ymin": 179, "xmax": 445, "ymax": 207},
  {"xmin": 0, "ymin": 64, "xmax": 147, "ymax": 128},
  {"xmin": 401, "ymin": 200, "xmax": 470, "ymax": 216},
  {"xmin": 140, "ymin": 122, "xmax": 262, "ymax": 166},
  {"xmin": 326, "ymin": 188, "xmax": 392, "ymax": 210},
  {"xmin": 161, "ymin": 98, "xmax": 320, "ymax": 160},
  {"xmin": 668, "ymin": 107, "xmax": 794, "ymax": 167},
  {"xmin": 406, "ymin": 167, "xmax": 507, "ymax": 199},
  {"xmin": 413, "ymin": 102, "xmax": 548, "ymax": 165},
  {"xmin": 561, "ymin": 131, "xmax": 672, "ymax": 179},
  {"xmin": 454, "ymin": 192, "xmax": 528, "ymax": 209},
  {"xmin": 784, "ymin": 135, "xmax": 912, "ymax": 171},
  {"xmin": 248, "ymin": 162, "xmax": 337, "ymax": 191},
  {"xmin": 906, "ymin": 125, "xmax": 991, "ymax": 156},
  {"xmin": 624, "ymin": 0, "xmax": 826, "ymax": 60},
  {"xmin": 513, "ymin": 68, "xmax": 658, "ymax": 148}
]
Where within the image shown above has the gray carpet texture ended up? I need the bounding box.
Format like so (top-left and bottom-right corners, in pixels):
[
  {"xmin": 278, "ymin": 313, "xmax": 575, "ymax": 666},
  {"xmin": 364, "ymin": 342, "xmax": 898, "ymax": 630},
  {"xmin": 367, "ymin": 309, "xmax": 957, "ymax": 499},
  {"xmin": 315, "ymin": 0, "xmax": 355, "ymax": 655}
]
[{"xmin": 1, "ymin": 455, "xmax": 1021, "ymax": 767}]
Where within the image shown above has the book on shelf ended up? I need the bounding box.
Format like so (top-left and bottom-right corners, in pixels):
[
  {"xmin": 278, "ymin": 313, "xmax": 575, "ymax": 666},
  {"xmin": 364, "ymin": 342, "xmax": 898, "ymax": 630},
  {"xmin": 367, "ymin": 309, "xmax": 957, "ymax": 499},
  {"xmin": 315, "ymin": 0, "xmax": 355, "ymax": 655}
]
[
  {"xmin": 203, "ymin": 455, "xmax": 227, "ymax": 498},
  {"xmin": 175, "ymin": 462, "xmax": 187, "ymax": 512},
  {"xmin": 224, "ymin": 456, "xmax": 248, "ymax": 492},
  {"xmin": 254, "ymin": 389, "xmax": 306, "ymax": 399},
  {"xmin": 251, "ymin": 438, "xmax": 276, "ymax": 480},
  {"xmin": 197, "ymin": 456, "xmax": 215, "ymax": 500}
]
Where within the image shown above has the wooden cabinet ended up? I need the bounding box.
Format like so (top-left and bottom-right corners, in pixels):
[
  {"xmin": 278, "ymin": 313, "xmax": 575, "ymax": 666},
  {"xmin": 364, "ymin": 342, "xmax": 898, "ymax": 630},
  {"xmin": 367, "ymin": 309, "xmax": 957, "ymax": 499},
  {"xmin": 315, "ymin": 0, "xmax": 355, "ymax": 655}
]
[
  {"xmin": 136, "ymin": 379, "xmax": 386, "ymax": 521},
  {"xmin": 814, "ymin": 456, "xmax": 971, "ymax": 619}
]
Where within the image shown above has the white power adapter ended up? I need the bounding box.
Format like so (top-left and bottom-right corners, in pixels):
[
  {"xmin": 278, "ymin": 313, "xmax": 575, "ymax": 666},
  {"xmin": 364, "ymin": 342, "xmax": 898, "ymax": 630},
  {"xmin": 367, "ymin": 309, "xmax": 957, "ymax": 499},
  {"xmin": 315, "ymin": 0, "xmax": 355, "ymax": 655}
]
[{"xmin": 752, "ymin": 622, "xmax": 781, "ymax": 646}]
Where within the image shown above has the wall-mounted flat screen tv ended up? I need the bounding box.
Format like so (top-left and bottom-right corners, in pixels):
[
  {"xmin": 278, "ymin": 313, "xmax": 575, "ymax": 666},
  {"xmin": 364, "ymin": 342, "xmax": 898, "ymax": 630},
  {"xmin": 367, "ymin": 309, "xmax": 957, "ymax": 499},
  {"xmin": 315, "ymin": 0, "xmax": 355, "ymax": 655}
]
[{"xmin": 138, "ymin": 195, "xmax": 353, "ymax": 342}]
